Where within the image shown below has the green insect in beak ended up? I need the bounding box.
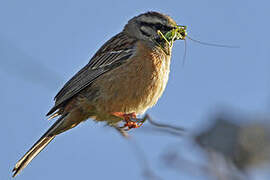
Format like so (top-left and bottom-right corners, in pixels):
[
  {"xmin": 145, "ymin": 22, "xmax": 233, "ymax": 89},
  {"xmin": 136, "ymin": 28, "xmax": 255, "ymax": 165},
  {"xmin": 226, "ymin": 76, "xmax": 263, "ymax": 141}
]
[{"xmin": 157, "ymin": 25, "xmax": 187, "ymax": 49}]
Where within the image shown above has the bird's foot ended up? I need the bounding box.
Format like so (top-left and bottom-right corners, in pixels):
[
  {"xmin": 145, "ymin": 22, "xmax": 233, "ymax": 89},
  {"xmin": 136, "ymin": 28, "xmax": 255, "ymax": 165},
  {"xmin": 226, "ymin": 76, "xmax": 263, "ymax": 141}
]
[{"xmin": 112, "ymin": 112, "xmax": 146, "ymax": 130}]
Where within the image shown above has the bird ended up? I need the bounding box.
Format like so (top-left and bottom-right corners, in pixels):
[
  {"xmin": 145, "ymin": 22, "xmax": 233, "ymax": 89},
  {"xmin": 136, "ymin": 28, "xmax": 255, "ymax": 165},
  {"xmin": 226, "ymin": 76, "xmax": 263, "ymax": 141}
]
[{"xmin": 12, "ymin": 11, "xmax": 187, "ymax": 177}]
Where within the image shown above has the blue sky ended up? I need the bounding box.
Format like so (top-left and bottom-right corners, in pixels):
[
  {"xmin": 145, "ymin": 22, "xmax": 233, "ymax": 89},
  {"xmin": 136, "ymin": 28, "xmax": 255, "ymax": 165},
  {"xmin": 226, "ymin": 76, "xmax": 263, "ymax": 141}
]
[{"xmin": 1, "ymin": 0, "xmax": 269, "ymax": 179}]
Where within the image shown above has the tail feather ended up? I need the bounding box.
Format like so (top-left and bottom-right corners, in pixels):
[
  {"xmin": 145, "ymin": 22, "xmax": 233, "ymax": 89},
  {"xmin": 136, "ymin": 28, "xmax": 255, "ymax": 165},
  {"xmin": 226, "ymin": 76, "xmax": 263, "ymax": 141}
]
[
  {"xmin": 12, "ymin": 136, "xmax": 55, "ymax": 177},
  {"xmin": 12, "ymin": 114, "xmax": 68, "ymax": 177}
]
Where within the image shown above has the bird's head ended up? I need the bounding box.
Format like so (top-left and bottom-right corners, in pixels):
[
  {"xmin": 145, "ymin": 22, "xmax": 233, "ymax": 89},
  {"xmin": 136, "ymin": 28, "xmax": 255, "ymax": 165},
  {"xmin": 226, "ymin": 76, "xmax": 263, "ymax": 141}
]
[{"xmin": 124, "ymin": 11, "xmax": 187, "ymax": 51}]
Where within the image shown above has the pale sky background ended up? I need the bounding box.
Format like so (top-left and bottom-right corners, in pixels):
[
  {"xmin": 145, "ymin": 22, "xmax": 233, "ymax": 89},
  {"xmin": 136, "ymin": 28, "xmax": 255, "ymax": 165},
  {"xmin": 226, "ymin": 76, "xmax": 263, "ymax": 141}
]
[{"xmin": 1, "ymin": 0, "xmax": 270, "ymax": 179}]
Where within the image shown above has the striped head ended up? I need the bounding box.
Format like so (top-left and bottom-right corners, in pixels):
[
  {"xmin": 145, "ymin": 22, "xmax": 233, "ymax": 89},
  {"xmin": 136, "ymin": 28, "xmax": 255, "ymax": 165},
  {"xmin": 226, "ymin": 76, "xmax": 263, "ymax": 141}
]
[{"xmin": 124, "ymin": 11, "xmax": 186, "ymax": 46}]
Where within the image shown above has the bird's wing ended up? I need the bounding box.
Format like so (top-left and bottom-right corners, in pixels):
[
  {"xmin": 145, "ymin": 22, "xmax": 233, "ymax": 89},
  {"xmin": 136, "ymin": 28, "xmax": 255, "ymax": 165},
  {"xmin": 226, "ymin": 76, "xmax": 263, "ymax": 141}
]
[{"xmin": 47, "ymin": 32, "xmax": 137, "ymax": 116}]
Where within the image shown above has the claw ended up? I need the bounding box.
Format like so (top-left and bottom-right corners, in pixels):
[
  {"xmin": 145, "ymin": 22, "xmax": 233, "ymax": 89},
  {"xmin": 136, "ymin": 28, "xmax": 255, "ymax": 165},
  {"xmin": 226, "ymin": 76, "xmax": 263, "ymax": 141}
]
[{"xmin": 112, "ymin": 112, "xmax": 146, "ymax": 130}]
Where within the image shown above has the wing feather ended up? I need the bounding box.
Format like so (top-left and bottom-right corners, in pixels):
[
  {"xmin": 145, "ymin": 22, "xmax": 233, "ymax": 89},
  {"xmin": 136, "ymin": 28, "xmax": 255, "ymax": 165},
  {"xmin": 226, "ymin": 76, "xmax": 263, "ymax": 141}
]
[{"xmin": 47, "ymin": 32, "xmax": 137, "ymax": 116}]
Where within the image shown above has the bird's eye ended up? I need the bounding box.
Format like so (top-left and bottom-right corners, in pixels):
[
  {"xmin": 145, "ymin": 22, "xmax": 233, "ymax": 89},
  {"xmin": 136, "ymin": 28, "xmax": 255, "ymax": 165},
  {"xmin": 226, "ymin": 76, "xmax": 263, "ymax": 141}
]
[
  {"xmin": 139, "ymin": 21, "xmax": 172, "ymax": 34},
  {"xmin": 154, "ymin": 23, "xmax": 163, "ymax": 30},
  {"xmin": 154, "ymin": 23, "xmax": 172, "ymax": 32}
]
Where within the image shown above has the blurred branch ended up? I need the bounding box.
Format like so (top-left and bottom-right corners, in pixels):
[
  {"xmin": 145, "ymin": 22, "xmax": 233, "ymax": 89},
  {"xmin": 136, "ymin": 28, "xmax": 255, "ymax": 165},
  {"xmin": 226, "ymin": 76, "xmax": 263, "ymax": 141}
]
[
  {"xmin": 128, "ymin": 138, "xmax": 163, "ymax": 180},
  {"xmin": 112, "ymin": 120, "xmax": 164, "ymax": 180}
]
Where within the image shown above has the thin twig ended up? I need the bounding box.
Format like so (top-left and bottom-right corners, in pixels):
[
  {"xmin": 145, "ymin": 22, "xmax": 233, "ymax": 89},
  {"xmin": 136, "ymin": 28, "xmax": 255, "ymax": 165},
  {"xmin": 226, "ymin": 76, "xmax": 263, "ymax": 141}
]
[
  {"xmin": 140, "ymin": 127, "xmax": 185, "ymax": 137},
  {"xmin": 144, "ymin": 114, "xmax": 185, "ymax": 132},
  {"xmin": 113, "ymin": 124, "xmax": 163, "ymax": 180},
  {"xmin": 127, "ymin": 138, "xmax": 164, "ymax": 180}
]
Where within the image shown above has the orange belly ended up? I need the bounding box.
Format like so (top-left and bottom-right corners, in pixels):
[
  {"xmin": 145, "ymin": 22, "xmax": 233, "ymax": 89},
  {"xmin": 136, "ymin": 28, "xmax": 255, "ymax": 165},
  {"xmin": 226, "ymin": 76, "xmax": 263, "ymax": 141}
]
[{"xmin": 88, "ymin": 41, "xmax": 171, "ymax": 116}]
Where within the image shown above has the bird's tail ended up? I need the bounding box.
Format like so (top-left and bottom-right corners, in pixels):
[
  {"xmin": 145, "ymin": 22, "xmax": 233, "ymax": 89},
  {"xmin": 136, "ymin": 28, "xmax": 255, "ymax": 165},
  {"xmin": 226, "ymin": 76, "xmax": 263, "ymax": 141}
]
[{"xmin": 12, "ymin": 114, "xmax": 68, "ymax": 177}]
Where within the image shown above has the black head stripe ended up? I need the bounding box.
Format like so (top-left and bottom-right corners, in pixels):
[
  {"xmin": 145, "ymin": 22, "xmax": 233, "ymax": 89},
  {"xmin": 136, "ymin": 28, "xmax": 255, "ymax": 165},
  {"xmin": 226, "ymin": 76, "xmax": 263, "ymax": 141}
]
[{"xmin": 139, "ymin": 21, "xmax": 172, "ymax": 32}]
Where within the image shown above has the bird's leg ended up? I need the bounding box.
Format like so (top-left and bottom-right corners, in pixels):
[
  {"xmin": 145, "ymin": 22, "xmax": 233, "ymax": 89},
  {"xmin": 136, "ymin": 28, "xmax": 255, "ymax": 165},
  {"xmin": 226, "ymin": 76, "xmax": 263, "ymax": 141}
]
[{"xmin": 112, "ymin": 112, "xmax": 146, "ymax": 130}]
